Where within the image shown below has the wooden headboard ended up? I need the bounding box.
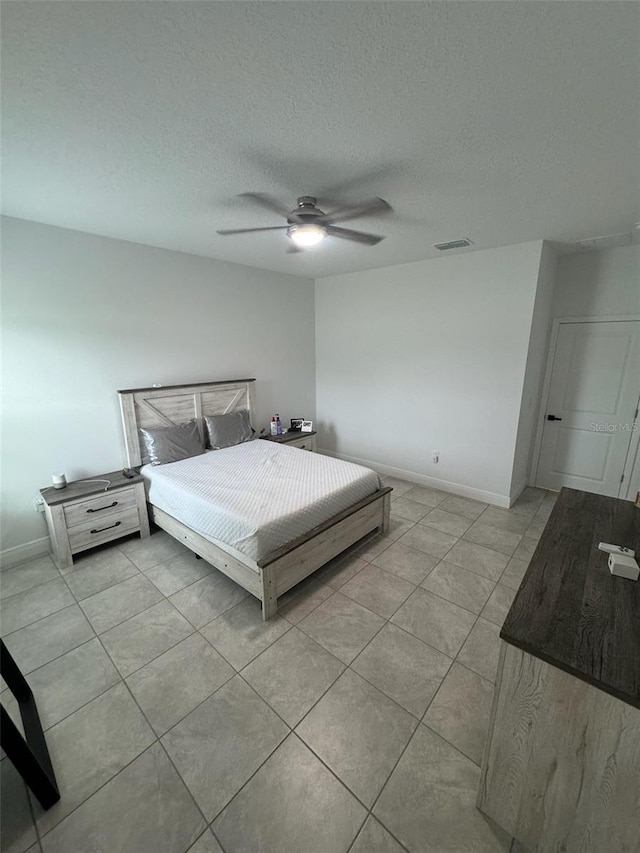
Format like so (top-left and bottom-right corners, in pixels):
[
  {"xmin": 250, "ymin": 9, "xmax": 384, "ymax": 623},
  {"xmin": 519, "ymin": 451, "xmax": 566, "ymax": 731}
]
[{"xmin": 118, "ymin": 378, "xmax": 256, "ymax": 467}]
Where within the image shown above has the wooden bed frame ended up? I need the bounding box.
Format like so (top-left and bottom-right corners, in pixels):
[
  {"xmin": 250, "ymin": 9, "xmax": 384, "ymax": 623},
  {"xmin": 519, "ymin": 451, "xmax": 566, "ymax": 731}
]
[{"xmin": 118, "ymin": 379, "xmax": 391, "ymax": 619}]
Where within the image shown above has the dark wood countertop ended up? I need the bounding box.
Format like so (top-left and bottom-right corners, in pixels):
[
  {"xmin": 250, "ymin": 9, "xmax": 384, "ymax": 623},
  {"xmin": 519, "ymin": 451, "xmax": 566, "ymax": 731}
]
[{"xmin": 501, "ymin": 488, "xmax": 640, "ymax": 708}]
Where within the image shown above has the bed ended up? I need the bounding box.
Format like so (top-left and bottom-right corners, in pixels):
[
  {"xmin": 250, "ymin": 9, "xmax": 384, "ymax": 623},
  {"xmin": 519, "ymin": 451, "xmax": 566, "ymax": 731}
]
[{"xmin": 118, "ymin": 379, "xmax": 391, "ymax": 619}]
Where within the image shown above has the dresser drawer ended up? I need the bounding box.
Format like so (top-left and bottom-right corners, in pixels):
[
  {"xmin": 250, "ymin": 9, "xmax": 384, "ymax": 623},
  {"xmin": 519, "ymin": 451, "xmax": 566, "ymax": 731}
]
[
  {"xmin": 68, "ymin": 506, "xmax": 141, "ymax": 553},
  {"xmin": 64, "ymin": 487, "xmax": 137, "ymax": 528}
]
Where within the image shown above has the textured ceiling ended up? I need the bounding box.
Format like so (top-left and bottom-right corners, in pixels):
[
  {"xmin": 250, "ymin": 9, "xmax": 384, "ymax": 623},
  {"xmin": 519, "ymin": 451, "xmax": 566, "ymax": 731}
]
[{"xmin": 2, "ymin": 1, "xmax": 639, "ymax": 277}]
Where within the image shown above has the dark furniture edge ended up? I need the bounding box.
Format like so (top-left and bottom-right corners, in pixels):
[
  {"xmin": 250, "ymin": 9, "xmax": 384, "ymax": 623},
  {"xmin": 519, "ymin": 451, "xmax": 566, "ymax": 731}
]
[
  {"xmin": 117, "ymin": 378, "xmax": 256, "ymax": 394},
  {"xmin": 500, "ymin": 487, "xmax": 640, "ymax": 709},
  {"xmin": 0, "ymin": 641, "xmax": 60, "ymax": 809},
  {"xmin": 257, "ymin": 486, "xmax": 392, "ymax": 568},
  {"xmin": 41, "ymin": 470, "xmax": 144, "ymax": 505}
]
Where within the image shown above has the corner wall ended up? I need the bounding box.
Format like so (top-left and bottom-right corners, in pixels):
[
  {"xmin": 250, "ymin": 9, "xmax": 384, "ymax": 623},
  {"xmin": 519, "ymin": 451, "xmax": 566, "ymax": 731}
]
[
  {"xmin": 315, "ymin": 241, "xmax": 546, "ymax": 506},
  {"xmin": 1, "ymin": 217, "xmax": 315, "ymax": 557},
  {"xmin": 510, "ymin": 242, "xmax": 558, "ymax": 499}
]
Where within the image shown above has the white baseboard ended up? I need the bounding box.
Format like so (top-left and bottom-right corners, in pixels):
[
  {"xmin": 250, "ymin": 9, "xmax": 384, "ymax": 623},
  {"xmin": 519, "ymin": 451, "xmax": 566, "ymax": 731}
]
[
  {"xmin": 319, "ymin": 449, "xmax": 511, "ymax": 508},
  {"xmin": 0, "ymin": 536, "xmax": 51, "ymax": 570}
]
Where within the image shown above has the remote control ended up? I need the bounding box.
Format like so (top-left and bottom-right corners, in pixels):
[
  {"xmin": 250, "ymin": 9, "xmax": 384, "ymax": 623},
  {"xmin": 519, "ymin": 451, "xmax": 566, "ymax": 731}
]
[{"xmin": 598, "ymin": 542, "xmax": 635, "ymax": 558}]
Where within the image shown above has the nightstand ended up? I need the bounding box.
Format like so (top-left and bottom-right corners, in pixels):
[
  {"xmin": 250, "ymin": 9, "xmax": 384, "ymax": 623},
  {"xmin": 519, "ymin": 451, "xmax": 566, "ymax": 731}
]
[
  {"xmin": 260, "ymin": 431, "xmax": 317, "ymax": 452},
  {"xmin": 40, "ymin": 470, "xmax": 150, "ymax": 570}
]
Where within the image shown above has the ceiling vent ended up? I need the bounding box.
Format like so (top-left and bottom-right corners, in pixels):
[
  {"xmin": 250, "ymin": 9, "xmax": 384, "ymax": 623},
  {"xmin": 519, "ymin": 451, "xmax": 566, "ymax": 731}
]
[
  {"xmin": 434, "ymin": 238, "xmax": 473, "ymax": 251},
  {"xmin": 576, "ymin": 230, "xmax": 638, "ymax": 251}
]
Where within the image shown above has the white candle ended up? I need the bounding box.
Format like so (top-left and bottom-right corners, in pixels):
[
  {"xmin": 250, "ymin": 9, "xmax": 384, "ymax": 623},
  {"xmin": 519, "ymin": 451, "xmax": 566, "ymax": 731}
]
[{"xmin": 52, "ymin": 472, "xmax": 67, "ymax": 490}]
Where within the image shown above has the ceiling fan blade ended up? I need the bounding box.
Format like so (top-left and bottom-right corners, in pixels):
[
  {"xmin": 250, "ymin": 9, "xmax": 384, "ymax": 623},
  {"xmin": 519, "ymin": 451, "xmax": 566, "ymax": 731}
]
[
  {"xmin": 238, "ymin": 193, "xmax": 291, "ymax": 217},
  {"xmin": 325, "ymin": 225, "xmax": 384, "ymax": 246},
  {"xmin": 217, "ymin": 226, "xmax": 288, "ymax": 236},
  {"xmin": 320, "ymin": 197, "xmax": 393, "ymax": 225}
]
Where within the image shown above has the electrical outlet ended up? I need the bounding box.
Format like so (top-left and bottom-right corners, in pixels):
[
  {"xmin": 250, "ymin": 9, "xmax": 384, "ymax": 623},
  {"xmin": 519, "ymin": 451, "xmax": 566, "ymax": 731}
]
[
  {"xmin": 33, "ymin": 496, "xmax": 45, "ymax": 513},
  {"xmin": 432, "ymin": 451, "xmax": 439, "ymax": 463}
]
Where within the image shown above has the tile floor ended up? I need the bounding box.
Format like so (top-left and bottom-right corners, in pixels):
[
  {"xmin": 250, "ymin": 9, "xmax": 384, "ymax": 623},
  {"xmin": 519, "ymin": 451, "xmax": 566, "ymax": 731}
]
[{"xmin": 0, "ymin": 479, "xmax": 556, "ymax": 853}]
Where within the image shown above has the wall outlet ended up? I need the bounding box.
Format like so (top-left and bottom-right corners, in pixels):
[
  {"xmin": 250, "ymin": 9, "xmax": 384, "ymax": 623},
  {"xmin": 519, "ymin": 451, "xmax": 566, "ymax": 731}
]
[
  {"xmin": 33, "ymin": 496, "xmax": 45, "ymax": 513},
  {"xmin": 432, "ymin": 451, "xmax": 439, "ymax": 463}
]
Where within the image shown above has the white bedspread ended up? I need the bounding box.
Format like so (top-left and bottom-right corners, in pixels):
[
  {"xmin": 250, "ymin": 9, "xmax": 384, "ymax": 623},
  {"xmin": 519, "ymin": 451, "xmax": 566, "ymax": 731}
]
[{"xmin": 141, "ymin": 441, "xmax": 381, "ymax": 562}]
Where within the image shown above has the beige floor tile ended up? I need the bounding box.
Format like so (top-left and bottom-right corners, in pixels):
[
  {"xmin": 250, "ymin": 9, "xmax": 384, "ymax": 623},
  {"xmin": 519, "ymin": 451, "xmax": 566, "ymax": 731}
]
[
  {"xmin": 385, "ymin": 515, "xmax": 416, "ymax": 541},
  {"xmin": 512, "ymin": 534, "xmax": 540, "ymax": 564},
  {"xmin": 403, "ymin": 485, "xmax": 448, "ymax": 507},
  {"xmin": 242, "ymin": 628, "xmax": 344, "ymax": 726},
  {"xmin": 200, "ymin": 595, "xmax": 290, "ymax": 670},
  {"xmin": 316, "ymin": 553, "xmax": 368, "ymax": 589},
  {"xmin": 396, "ymin": 524, "xmax": 458, "ymax": 561},
  {"xmin": 423, "ymin": 663, "xmax": 493, "ymax": 765},
  {"xmin": 463, "ymin": 521, "xmax": 522, "ymax": 556},
  {"xmin": 421, "ymin": 561, "xmax": 495, "ymax": 615},
  {"xmin": 35, "ymin": 683, "xmax": 155, "ymax": 835},
  {"xmin": 213, "ymin": 734, "xmax": 366, "ymax": 853},
  {"xmin": 391, "ymin": 588, "xmax": 476, "ymax": 658},
  {"xmin": 350, "ymin": 817, "xmax": 405, "ymax": 853},
  {"xmin": 297, "ymin": 670, "xmax": 417, "ymax": 806},
  {"xmin": 40, "ymin": 743, "xmax": 205, "ymax": 853},
  {"xmin": 297, "ymin": 591, "xmax": 384, "ymax": 664},
  {"xmin": 374, "ymin": 726, "xmax": 511, "ymax": 853},
  {"xmin": 457, "ymin": 617, "xmax": 501, "ymax": 682},
  {"xmin": 352, "ymin": 622, "xmax": 451, "ymax": 718},
  {"xmin": 445, "ymin": 540, "xmax": 509, "ymax": 582},
  {"xmin": 438, "ymin": 495, "xmax": 488, "ymax": 520},
  {"xmin": 500, "ymin": 557, "xmax": 530, "ymax": 590},
  {"xmin": 476, "ymin": 506, "xmax": 530, "ymax": 535},
  {"xmin": 420, "ymin": 508, "xmax": 473, "ymax": 537},
  {"xmin": 278, "ymin": 578, "xmax": 333, "ymax": 624},
  {"xmin": 481, "ymin": 582, "xmax": 517, "ymax": 626},
  {"xmin": 162, "ymin": 676, "xmax": 287, "ymax": 820},
  {"xmin": 127, "ymin": 633, "xmax": 234, "ymax": 735},
  {"xmin": 354, "ymin": 534, "xmax": 393, "ymax": 561},
  {"xmin": 391, "ymin": 496, "xmax": 431, "ymax": 522},
  {"xmin": 0, "ymin": 556, "xmax": 60, "ymax": 601},
  {"xmin": 341, "ymin": 564, "xmax": 415, "ymax": 619},
  {"xmin": 372, "ymin": 541, "xmax": 439, "ymax": 585}
]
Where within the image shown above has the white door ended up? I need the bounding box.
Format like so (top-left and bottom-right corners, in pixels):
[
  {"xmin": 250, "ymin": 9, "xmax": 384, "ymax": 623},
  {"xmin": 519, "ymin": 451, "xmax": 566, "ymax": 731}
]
[{"xmin": 536, "ymin": 320, "xmax": 640, "ymax": 496}]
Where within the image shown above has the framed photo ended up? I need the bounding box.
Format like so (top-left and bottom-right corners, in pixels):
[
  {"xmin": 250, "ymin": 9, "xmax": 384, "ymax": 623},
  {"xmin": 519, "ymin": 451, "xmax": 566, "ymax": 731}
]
[
  {"xmin": 301, "ymin": 420, "xmax": 313, "ymax": 433},
  {"xmin": 290, "ymin": 418, "xmax": 304, "ymax": 432}
]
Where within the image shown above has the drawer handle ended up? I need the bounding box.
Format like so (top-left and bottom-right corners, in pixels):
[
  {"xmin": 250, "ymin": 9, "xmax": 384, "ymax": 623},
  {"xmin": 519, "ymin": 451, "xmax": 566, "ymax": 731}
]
[
  {"xmin": 90, "ymin": 521, "xmax": 121, "ymax": 535},
  {"xmin": 87, "ymin": 501, "xmax": 118, "ymax": 514}
]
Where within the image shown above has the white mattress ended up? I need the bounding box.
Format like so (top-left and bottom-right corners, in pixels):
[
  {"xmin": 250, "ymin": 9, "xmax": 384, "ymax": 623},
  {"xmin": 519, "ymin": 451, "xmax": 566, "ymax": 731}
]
[{"xmin": 141, "ymin": 441, "xmax": 381, "ymax": 563}]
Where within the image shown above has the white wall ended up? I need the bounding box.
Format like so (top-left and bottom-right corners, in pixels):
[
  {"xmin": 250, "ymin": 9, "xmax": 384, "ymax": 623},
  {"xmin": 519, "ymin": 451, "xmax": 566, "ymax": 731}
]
[
  {"xmin": 552, "ymin": 244, "xmax": 640, "ymax": 318},
  {"xmin": 535, "ymin": 243, "xmax": 640, "ymax": 497},
  {"xmin": 1, "ymin": 217, "xmax": 314, "ymax": 553},
  {"xmin": 510, "ymin": 242, "xmax": 558, "ymax": 498},
  {"xmin": 315, "ymin": 241, "xmax": 545, "ymax": 506}
]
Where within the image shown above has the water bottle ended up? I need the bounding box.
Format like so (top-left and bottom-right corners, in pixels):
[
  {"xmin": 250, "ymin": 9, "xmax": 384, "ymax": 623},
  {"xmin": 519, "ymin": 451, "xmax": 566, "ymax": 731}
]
[{"xmin": 275, "ymin": 414, "xmax": 283, "ymax": 435}]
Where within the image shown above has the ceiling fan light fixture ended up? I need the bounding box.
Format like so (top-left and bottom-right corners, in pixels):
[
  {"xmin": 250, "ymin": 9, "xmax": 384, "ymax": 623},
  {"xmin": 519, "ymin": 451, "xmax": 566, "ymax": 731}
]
[{"xmin": 288, "ymin": 223, "xmax": 327, "ymax": 248}]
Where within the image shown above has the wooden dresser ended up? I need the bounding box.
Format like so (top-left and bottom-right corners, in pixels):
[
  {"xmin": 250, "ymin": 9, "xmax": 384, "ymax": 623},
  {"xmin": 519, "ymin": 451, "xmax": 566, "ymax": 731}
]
[{"xmin": 477, "ymin": 488, "xmax": 639, "ymax": 853}]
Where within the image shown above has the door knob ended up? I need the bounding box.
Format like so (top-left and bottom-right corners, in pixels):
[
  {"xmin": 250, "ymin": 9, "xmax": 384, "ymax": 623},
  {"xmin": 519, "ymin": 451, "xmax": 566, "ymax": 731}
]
[{"xmin": 546, "ymin": 414, "xmax": 563, "ymax": 421}]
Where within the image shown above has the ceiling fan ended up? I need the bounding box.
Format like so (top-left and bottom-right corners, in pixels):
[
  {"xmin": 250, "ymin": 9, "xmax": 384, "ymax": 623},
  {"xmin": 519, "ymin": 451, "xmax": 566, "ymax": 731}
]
[{"xmin": 217, "ymin": 193, "xmax": 392, "ymax": 251}]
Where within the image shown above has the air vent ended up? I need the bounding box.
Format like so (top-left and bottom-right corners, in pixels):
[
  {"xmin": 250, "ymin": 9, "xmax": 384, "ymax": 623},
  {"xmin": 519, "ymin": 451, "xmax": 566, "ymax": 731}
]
[{"xmin": 434, "ymin": 238, "xmax": 473, "ymax": 251}]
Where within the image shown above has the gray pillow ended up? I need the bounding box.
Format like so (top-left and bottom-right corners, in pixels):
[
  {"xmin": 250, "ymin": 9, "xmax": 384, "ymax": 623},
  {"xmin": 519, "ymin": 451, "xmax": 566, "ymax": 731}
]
[
  {"xmin": 139, "ymin": 419, "xmax": 205, "ymax": 466},
  {"xmin": 205, "ymin": 409, "xmax": 253, "ymax": 450}
]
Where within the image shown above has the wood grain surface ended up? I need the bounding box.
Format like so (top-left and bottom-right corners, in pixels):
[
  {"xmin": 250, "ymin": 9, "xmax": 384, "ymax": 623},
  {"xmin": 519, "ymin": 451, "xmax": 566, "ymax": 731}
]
[
  {"xmin": 501, "ymin": 487, "xmax": 640, "ymax": 707},
  {"xmin": 478, "ymin": 643, "xmax": 640, "ymax": 852}
]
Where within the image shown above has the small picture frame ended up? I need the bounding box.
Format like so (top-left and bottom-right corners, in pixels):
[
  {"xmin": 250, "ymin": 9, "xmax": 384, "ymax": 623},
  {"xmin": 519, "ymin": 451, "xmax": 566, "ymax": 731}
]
[
  {"xmin": 301, "ymin": 420, "xmax": 313, "ymax": 433},
  {"xmin": 290, "ymin": 418, "xmax": 304, "ymax": 432}
]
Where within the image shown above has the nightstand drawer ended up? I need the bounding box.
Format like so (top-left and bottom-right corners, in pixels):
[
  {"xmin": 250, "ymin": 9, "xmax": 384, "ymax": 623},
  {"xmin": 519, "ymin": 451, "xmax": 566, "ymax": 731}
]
[
  {"xmin": 285, "ymin": 435, "xmax": 317, "ymax": 451},
  {"xmin": 68, "ymin": 506, "xmax": 141, "ymax": 553},
  {"xmin": 64, "ymin": 487, "xmax": 137, "ymax": 528}
]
